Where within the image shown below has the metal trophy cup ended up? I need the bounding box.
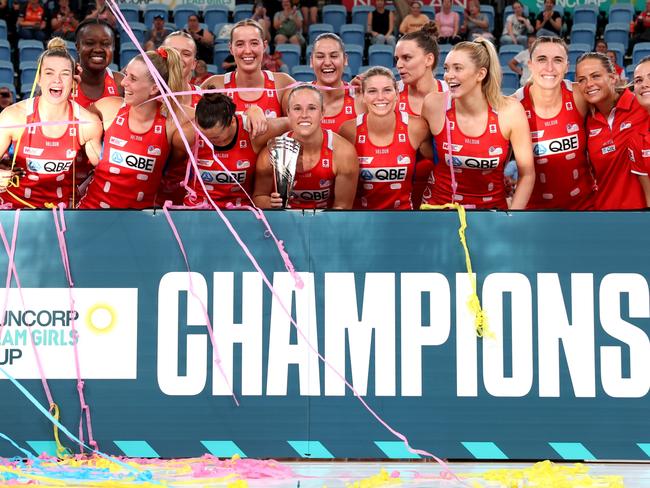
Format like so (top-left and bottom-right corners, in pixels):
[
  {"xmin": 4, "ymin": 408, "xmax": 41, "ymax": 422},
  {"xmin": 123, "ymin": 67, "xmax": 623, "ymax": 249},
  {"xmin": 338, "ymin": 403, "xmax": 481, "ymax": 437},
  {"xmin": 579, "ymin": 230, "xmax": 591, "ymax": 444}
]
[{"xmin": 268, "ymin": 136, "xmax": 301, "ymax": 208}]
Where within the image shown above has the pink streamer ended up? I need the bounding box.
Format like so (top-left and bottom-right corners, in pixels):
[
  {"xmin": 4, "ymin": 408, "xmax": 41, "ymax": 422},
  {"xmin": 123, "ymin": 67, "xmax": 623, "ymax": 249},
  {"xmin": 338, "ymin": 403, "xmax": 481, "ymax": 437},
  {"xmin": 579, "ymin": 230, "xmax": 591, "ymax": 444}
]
[
  {"xmin": 51, "ymin": 204, "xmax": 98, "ymax": 451},
  {"xmin": 0, "ymin": 120, "xmax": 90, "ymax": 130}
]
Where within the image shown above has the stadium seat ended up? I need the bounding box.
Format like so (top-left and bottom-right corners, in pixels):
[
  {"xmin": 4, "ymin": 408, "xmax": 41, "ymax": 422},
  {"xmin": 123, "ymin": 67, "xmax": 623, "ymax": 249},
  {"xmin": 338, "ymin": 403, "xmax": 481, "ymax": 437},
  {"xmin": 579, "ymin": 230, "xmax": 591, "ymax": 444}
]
[
  {"xmin": 0, "ymin": 60, "xmax": 12, "ymax": 85},
  {"xmin": 119, "ymin": 3, "xmax": 141, "ymax": 24},
  {"xmin": 435, "ymin": 65, "xmax": 444, "ymax": 78},
  {"xmin": 64, "ymin": 41, "xmax": 78, "ymax": 61},
  {"xmin": 634, "ymin": 42, "xmax": 650, "ymax": 65},
  {"xmin": 480, "ymin": 5, "xmax": 495, "ymax": 33},
  {"xmin": 566, "ymin": 64, "xmax": 576, "ymax": 82},
  {"xmin": 572, "ymin": 5, "xmax": 598, "ymax": 26},
  {"xmin": 346, "ymin": 44, "xmax": 363, "ymax": 77},
  {"xmin": 213, "ymin": 44, "xmax": 231, "ymax": 72},
  {"xmin": 118, "ymin": 22, "xmax": 147, "ymax": 45},
  {"xmin": 206, "ymin": 64, "xmax": 218, "ymax": 74},
  {"xmin": 608, "ymin": 42, "xmax": 625, "ymax": 66},
  {"xmin": 498, "ymin": 44, "xmax": 523, "ymax": 67},
  {"xmin": 421, "ymin": 5, "xmax": 435, "ymax": 20},
  {"xmin": 0, "ymin": 82, "xmax": 16, "ymax": 101},
  {"xmin": 357, "ymin": 65, "xmax": 371, "ymax": 76},
  {"xmin": 309, "ymin": 23, "xmax": 334, "ymax": 44},
  {"xmin": 502, "ymin": 67, "xmax": 519, "ymax": 94},
  {"xmin": 342, "ymin": 66, "xmax": 352, "ymax": 83},
  {"xmin": 502, "ymin": 4, "xmax": 529, "ymax": 26},
  {"xmin": 609, "ymin": 4, "xmax": 634, "ymax": 25},
  {"xmin": 173, "ymin": 4, "xmax": 199, "ymax": 29},
  {"xmin": 626, "ymin": 64, "xmax": 635, "ymax": 81},
  {"xmin": 165, "ymin": 22, "xmax": 178, "ymax": 32},
  {"xmin": 351, "ymin": 5, "xmax": 374, "ymax": 31},
  {"xmin": 20, "ymin": 83, "xmax": 35, "ymax": 99},
  {"xmin": 233, "ymin": 4, "xmax": 254, "ymax": 23},
  {"xmin": 18, "ymin": 40, "xmax": 43, "ymax": 64},
  {"xmin": 570, "ymin": 24, "xmax": 596, "ymax": 49},
  {"xmin": 213, "ymin": 23, "xmax": 229, "ymax": 43},
  {"xmin": 553, "ymin": 5, "xmax": 564, "ymax": 17},
  {"xmin": 204, "ymin": 6, "xmax": 229, "ymax": 30},
  {"xmin": 0, "ymin": 20, "xmax": 7, "ymax": 40},
  {"xmin": 20, "ymin": 63, "xmax": 37, "ymax": 87},
  {"xmin": 291, "ymin": 65, "xmax": 315, "ymax": 82},
  {"xmin": 452, "ymin": 6, "xmax": 464, "ymax": 27},
  {"xmin": 108, "ymin": 63, "xmax": 119, "ymax": 72},
  {"xmin": 0, "ymin": 40, "xmax": 10, "ymax": 64},
  {"xmin": 322, "ymin": 5, "xmax": 347, "ymax": 34},
  {"xmin": 604, "ymin": 23, "xmax": 631, "ymax": 51},
  {"xmin": 276, "ymin": 44, "xmax": 301, "ymax": 69},
  {"xmin": 340, "ymin": 24, "xmax": 365, "ymax": 47},
  {"xmin": 439, "ymin": 43, "xmax": 452, "ymax": 60},
  {"xmin": 368, "ymin": 44, "xmax": 394, "ymax": 67},
  {"xmin": 568, "ymin": 43, "xmax": 590, "ymax": 65},
  {"xmin": 119, "ymin": 42, "xmax": 141, "ymax": 68},
  {"xmin": 143, "ymin": 3, "xmax": 169, "ymax": 25}
]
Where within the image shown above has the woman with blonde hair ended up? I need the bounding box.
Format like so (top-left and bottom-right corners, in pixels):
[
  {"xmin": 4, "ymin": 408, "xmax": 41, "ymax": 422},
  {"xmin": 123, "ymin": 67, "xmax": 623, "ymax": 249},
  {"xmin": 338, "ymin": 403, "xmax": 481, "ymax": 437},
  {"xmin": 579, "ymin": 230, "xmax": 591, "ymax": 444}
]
[
  {"xmin": 0, "ymin": 37, "xmax": 102, "ymax": 208},
  {"xmin": 78, "ymin": 47, "xmax": 195, "ymax": 209},
  {"xmin": 421, "ymin": 38, "xmax": 535, "ymax": 209}
]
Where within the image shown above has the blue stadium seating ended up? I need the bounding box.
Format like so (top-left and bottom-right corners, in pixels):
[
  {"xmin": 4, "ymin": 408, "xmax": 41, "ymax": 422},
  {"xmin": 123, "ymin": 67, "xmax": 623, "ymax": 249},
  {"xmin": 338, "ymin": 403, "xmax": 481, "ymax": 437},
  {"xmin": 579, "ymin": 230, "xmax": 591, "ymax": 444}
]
[
  {"xmin": 608, "ymin": 42, "xmax": 625, "ymax": 66},
  {"xmin": 119, "ymin": 3, "xmax": 141, "ymax": 24},
  {"xmin": 213, "ymin": 23, "xmax": 229, "ymax": 43},
  {"xmin": 276, "ymin": 44, "xmax": 301, "ymax": 69},
  {"xmin": 340, "ymin": 24, "xmax": 365, "ymax": 47},
  {"xmin": 144, "ymin": 3, "xmax": 169, "ymax": 25},
  {"xmin": 502, "ymin": 67, "xmax": 519, "ymax": 90},
  {"xmin": 570, "ymin": 23, "xmax": 596, "ymax": 49},
  {"xmin": 626, "ymin": 64, "xmax": 635, "ymax": 81},
  {"xmin": 118, "ymin": 22, "xmax": 148, "ymax": 45},
  {"xmin": 0, "ymin": 20, "xmax": 7, "ymax": 40},
  {"xmin": 342, "ymin": 66, "xmax": 352, "ymax": 83},
  {"xmin": 633, "ymin": 42, "xmax": 650, "ymax": 65},
  {"xmin": 204, "ymin": 6, "xmax": 229, "ymax": 30},
  {"xmin": 368, "ymin": 44, "xmax": 394, "ymax": 67},
  {"xmin": 568, "ymin": 43, "xmax": 591, "ymax": 65},
  {"xmin": 480, "ymin": 5, "xmax": 495, "ymax": 33},
  {"xmin": 322, "ymin": 5, "xmax": 347, "ymax": 34},
  {"xmin": 233, "ymin": 4, "xmax": 254, "ymax": 23},
  {"xmin": 502, "ymin": 4, "xmax": 529, "ymax": 26},
  {"xmin": 64, "ymin": 41, "xmax": 78, "ymax": 61},
  {"xmin": 357, "ymin": 65, "xmax": 371, "ymax": 76},
  {"xmin": 18, "ymin": 40, "xmax": 43, "ymax": 64},
  {"xmin": 173, "ymin": 4, "xmax": 199, "ymax": 29},
  {"xmin": 165, "ymin": 22, "xmax": 178, "ymax": 32},
  {"xmin": 573, "ymin": 5, "xmax": 598, "ymax": 25},
  {"xmin": 108, "ymin": 63, "xmax": 119, "ymax": 73},
  {"xmin": 421, "ymin": 5, "xmax": 435, "ymax": 20},
  {"xmin": 604, "ymin": 22, "xmax": 631, "ymax": 51},
  {"xmin": 351, "ymin": 5, "xmax": 373, "ymax": 31},
  {"xmin": 452, "ymin": 5, "xmax": 464, "ymax": 27},
  {"xmin": 213, "ymin": 44, "xmax": 231, "ymax": 72},
  {"xmin": 19, "ymin": 62, "xmax": 37, "ymax": 87},
  {"xmin": 0, "ymin": 60, "xmax": 13, "ymax": 85},
  {"xmin": 119, "ymin": 42, "xmax": 141, "ymax": 69},
  {"xmin": 206, "ymin": 64, "xmax": 218, "ymax": 74},
  {"xmin": 346, "ymin": 44, "xmax": 363, "ymax": 76},
  {"xmin": 498, "ymin": 44, "xmax": 523, "ymax": 67},
  {"xmin": 291, "ymin": 65, "xmax": 315, "ymax": 82},
  {"xmin": 0, "ymin": 40, "xmax": 10, "ymax": 63},
  {"xmin": 309, "ymin": 24, "xmax": 334, "ymax": 44},
  {"xmin": 608, "ymin": 4, "xmax": 634, "ymax": 25},
  {"xmin": 439, "ymin": 43, "xmax": 452, "ymax": 60},
  {"xmin": 566, "ymin": 64, "xmax": 576, "ymax": 82}
]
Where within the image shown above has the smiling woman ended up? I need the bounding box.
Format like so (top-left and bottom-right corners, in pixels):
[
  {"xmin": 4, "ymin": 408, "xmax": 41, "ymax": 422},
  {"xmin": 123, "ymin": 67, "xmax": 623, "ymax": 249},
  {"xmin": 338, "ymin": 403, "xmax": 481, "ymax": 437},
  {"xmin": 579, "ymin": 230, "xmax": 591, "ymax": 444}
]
[{"xmin": 0, "ymin": 37, "xmax": 103, "ymax": 208}]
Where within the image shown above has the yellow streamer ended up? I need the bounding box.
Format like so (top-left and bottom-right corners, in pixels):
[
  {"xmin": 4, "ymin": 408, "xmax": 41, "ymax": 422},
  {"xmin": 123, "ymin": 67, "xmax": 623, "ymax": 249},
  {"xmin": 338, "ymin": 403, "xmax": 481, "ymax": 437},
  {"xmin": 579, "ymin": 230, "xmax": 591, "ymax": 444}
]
[
  {"xmin": 48, "ymin": 403, "xmax": 72, "ymax": 459},
  {"xmin": 420, "ymin": 203, "xmax": 493, "ymax": 339},
  {"xmin": 346, "ymin": 468, "xmax": 401, "ymax": 488}
]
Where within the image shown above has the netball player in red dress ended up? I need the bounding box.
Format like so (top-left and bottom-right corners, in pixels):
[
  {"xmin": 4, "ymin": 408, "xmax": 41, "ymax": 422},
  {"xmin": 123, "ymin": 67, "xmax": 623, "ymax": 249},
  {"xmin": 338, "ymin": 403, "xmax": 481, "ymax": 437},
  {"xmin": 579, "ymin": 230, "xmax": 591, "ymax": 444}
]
[
  {"xmin": 184, "ymin": 93, "xmax": 289, "ymax": 208},
  {"xmin": 201, "ymin": 20, "xmax": 296, "ymax": 118},
  {"xmin": 0, "ymin": 38, "xmax": 102, "ymax": 208},
  {"xmin": 515, "ymin": 37, "xmax": 595, "ymax": 209},
  {"xmin": 628, "ymin": 57, "xmax": 650, "ymax": 206},
  {"xmin": 310, "ymin": 33, "xmax": 361, "ymax": 132},
  {"xmin": 78, "ymin": 47, "xmax": 195, "ymax": 209},
  {"xmin": 576, "ymin": 53, "xmax": 646, "ymax": 210},
  {"xmin": 420, "ymin": 38, "xmax": 535, "ymax": 209},
  {"xmin": 253, "ymin": 85, "xmax": 358, "ymax": 209},
  {"xmin": 394, "ymin": 22, "xmax": 447, "ymax": 208},
  {"xmin": 339, "ymin": 67, "xmax": 432, "ymax": 210}
]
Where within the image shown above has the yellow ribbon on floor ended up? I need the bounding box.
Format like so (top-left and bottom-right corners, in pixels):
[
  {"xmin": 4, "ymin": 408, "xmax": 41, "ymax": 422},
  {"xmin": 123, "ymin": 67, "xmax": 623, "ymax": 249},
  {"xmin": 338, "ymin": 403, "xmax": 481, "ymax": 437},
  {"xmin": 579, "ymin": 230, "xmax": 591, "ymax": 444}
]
[
  {"xmin": 420, "ymin": 203, "xmax": 493, "ymax": 339},
  {"xmin": 48, "ymin": 403, "xmax": 72, "ymax": 459}
]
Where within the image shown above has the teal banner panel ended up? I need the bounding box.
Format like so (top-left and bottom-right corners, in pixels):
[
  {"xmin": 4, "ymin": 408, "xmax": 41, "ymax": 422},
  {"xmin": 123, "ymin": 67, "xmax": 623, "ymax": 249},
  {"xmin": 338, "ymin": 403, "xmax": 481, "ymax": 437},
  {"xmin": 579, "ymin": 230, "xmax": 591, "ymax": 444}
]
[{"xmin": 0, "ymin": 210, "xmax": 649, "ymax": 461}]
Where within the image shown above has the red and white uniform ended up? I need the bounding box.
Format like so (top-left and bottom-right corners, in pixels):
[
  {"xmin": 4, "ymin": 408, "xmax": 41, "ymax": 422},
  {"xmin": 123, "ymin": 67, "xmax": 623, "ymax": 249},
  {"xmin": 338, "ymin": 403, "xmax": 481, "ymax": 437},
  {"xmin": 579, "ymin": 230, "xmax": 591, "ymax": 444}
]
[
  {"xmin": 423, "ymin": 101, "xmax": 510, "ymax": 209},
  {"xmin": 157, "ymin": 84, "xmax": 203, "ymax": 205},
  {"xmin": 73, "ymin": 68, "xmax": 120, "ymax": 109},
  {"xmin": 516, "ymin": 81, "xmax": 595, "ymax": 210},
  {"xmin": 354, "ymin": 111, "xmax": 416, "ymax": 210},
  {"xmin": 585, "ymin": 89, "xmax": 646, "ymax": 210},
  {"xmin": 184, "ymin": 114, "xmax": 256, "ymax": 208},
  {"xmin": 224, "ymin": 70, "xmax": 281, "ymax": 118},
  {"xmin": 78, "ymin": 103, "xmax": 169, "ymax": 209},
  {"xmin": 629, "ymin": 119, "xmax": 650, "ymax": 202},
  {"xmin": 288, "ymin": 129, "xmax": 335, "ymax": 209},
  {"xmin": 7, "ymin": 97, "xmax": 80, "ymax": 208},
  {"xmin": 396, "ymin": 79, "xmax": 448, "ymax": 209},
  {"xmin": 317, "ymin": 82, "xmax": 356, "ymax": 132}
]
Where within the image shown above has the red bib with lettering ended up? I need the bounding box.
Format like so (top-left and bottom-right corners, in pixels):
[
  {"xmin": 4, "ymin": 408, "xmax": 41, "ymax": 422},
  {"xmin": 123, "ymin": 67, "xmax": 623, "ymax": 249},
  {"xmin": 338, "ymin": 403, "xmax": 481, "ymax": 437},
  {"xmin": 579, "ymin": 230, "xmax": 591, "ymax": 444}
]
[
  {"xmin": 224, "ymin": 70, "xmax": 281, "ymax": 118},
  {"xmin": 288, "ymin": 129, "xmax": 335, "ymax": 209},
  {"xmin": 318, "ymin": 82, "xmax": 356, "ymax": 132}
]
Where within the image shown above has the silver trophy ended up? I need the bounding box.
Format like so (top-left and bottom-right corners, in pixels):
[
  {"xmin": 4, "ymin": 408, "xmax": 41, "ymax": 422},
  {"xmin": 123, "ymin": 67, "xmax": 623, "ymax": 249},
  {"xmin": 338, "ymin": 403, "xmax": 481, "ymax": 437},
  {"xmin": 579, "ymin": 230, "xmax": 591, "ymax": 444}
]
[{"xmin": 268, "ymin": 136, "xmax": 301, "ymax": 208}]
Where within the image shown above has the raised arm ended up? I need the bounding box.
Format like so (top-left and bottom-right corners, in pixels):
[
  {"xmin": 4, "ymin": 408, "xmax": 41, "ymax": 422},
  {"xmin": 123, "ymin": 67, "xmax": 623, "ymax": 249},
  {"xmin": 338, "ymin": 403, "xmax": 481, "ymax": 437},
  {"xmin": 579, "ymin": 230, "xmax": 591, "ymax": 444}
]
[
  {"xmin": 251, "ymin": 117, "xmax": 291, "ymax": 153},
  {"xmin": 500, "ymin": 99, "xmax": 534, "ymax": 209},
  {"xmin": 78, "ymin": 107, "xmax": 104, "ymax": 166}
]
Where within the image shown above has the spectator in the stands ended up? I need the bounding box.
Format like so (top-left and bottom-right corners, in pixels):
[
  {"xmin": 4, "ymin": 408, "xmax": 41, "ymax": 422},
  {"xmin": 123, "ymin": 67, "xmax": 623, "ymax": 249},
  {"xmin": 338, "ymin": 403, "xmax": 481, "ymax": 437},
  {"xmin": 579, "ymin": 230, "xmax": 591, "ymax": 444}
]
[
  {"xmin": 191, "ymin": 59, "xmax": 212, "ymax": 85},
  {"xmin": 144, "ymin": 14, "xmax": 171, "ymax": 51},
  {"xmin": 508, "ymin": 33, "xmax": 535, "ymax": 86},
  {"xmin": 368, "ymin": 0, "xmax": 396, "ymax": 46},
  {"xmin": 632, "ymin": 1, "xmax": 650, "ymax": 50},
  {"xmin": 84, "ymin": 0, "xmax": 116, "ymax": 28},
  {"xmin": 299, "ymin": 0, "xmax": 318, "ymax": 36},
  {"xmin": 535, "ymin": 0, "xmax": 562, "ymax": 38},
  {"xmin": 464, "ymin": 0, "xmax": 493, "ymax": 42},
  {"xmin": 273, "ymin": 0, "xmax": 305, "ymax": 46},
  {"xmin": 501, "ymin": 0, "xmax": 533, "ymax": 46},
  {"xmin": 50, "ymin": 0, "xmax": 79, "ymax": 41},
  {"xmin": 595, "ymin": 39, "xmax": 607, "ymax": 54},
  {"xmin": 222, "ymin": 53, "xmax": 236, "ymax": 73},
  {"xmin": 607, "ymin": 50, "xmax": 627, "ymax": 82},
  {"xmin": 435, "ymin": 0, "xmax": 461, "ymax": 44},
  {"xmin": 400, "ymin": 1, "xmax": 429, "ymax": 35},
  {"xmin": 17, "ymin": 0, "xmax": 46, "ymax": 41},
  {"xmin": 184, "ymin": 14, "xmax": 214, "ymax": 63},
  {"xmin": 251, "ymin": 2, "xmax": 271, "ymax": 43},
  {"xmin": 262, "ymin": 50, "xmax": 288, "ymax": 73},
  {"xmin": 0, "ymin": 85, "xmax": 13, "ymax": 113}
]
